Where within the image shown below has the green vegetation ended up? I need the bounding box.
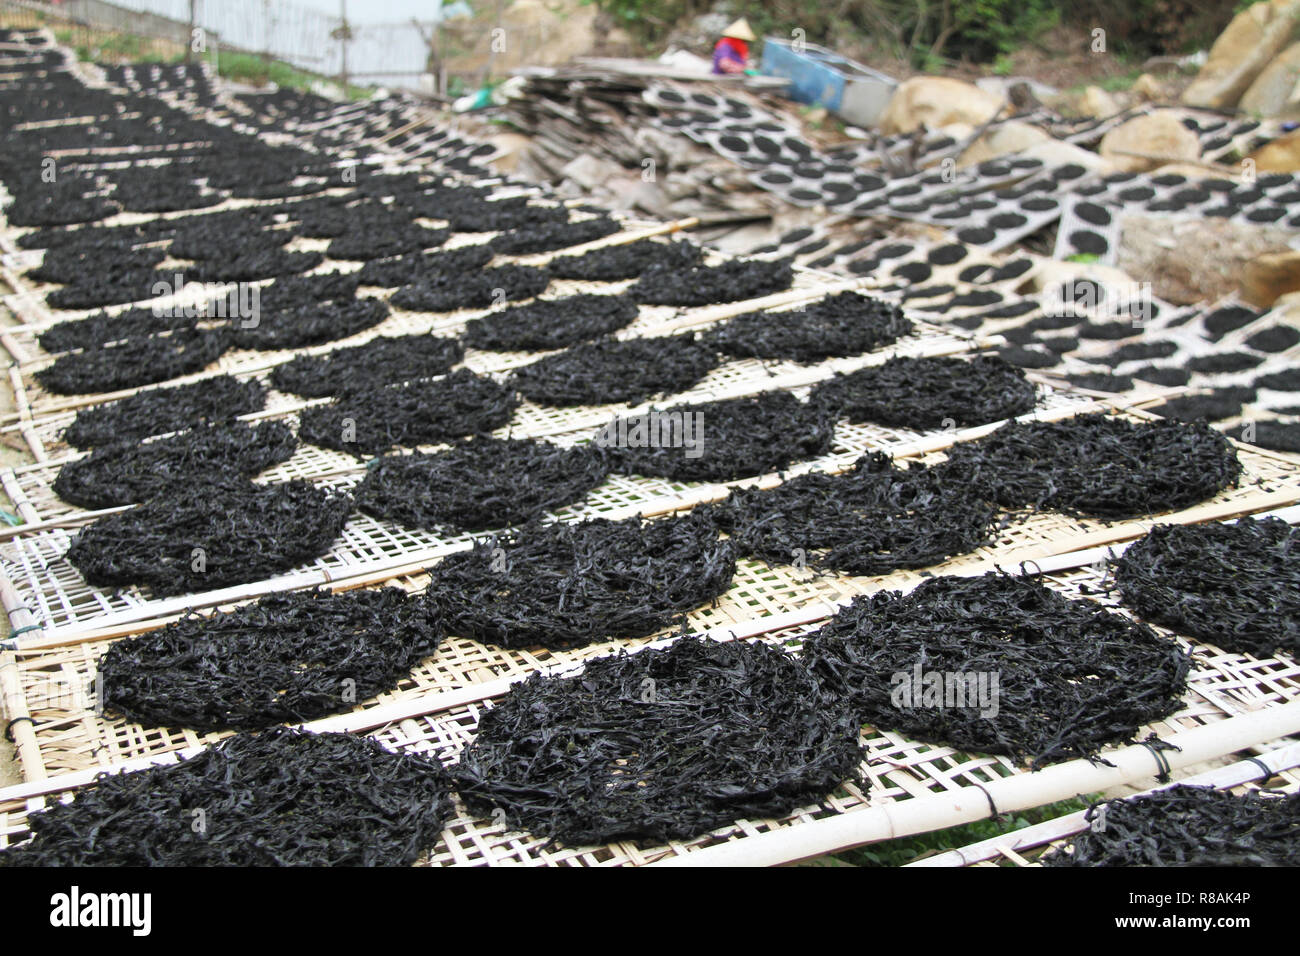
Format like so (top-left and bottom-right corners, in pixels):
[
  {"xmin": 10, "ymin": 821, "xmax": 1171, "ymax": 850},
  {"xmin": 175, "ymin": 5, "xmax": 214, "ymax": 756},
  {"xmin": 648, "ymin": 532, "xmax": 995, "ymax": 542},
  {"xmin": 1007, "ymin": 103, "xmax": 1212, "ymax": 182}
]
[{"xmin": 831, "ymin": 794, "xmax": 1098, "ymax": 866}]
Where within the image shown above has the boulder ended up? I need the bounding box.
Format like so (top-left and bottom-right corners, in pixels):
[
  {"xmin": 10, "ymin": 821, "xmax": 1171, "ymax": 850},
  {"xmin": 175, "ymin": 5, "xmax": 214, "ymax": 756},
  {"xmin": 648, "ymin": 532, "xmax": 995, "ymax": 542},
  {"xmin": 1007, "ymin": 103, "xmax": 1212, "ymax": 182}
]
[
  {"xmin": 1131, "ymin": 74, "xmax": 1169, "ymax": 103},
  {"xmin": 1249, "ymin": 127, "xmax": 1300, "ymax": 170},
  {"xmin": 958, "ymin": 121, "xmax": 1052, "ymax": 166},
  {"xmin": 878, "ymin": 77, "xmax": 1005, "ymax": 135},
  {"xmin": 1240, "ymin": 41, "xmax": 1300, "ymax": 118},
  {"xmin": 1181, "ymin": 0, "xmax": 1300, "ymax": 109},
  {"xmin": 1078, "ymin": 85, "xmax": 1121, "ymax": 118},
  {"xmin": 1242, "ymin": 250, "xmax": 1300, "ymax": 307},
  {"xmin": 1099, "ymin": 111, "xmax": 1202, "ymax": 172}
]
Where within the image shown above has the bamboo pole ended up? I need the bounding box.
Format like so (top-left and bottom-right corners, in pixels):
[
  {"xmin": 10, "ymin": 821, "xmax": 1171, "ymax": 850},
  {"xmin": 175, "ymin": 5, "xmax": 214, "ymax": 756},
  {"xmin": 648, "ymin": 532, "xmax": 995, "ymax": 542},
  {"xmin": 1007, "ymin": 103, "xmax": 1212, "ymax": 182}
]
[
  {"xmin": 652, "ymin": 699, "xmax": 1300, "ymax": 867},
  {"xmin": 910, "ymin": 742, "xmax": 1300, "ymax": 867}
]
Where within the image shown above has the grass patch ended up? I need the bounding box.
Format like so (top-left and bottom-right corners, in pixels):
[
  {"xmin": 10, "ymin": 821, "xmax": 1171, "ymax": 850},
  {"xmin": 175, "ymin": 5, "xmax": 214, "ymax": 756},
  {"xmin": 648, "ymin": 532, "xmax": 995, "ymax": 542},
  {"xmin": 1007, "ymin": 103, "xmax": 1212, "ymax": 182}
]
[{"xmin": 828, "ymin": 795, "xmax": 1098, "ymax": 867}]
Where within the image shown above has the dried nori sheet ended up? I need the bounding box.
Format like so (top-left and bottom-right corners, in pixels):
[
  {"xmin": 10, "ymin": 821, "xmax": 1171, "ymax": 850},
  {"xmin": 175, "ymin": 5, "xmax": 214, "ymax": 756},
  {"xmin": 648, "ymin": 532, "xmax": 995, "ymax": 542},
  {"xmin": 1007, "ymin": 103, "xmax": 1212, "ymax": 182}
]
[
  {"xmin": 803, "ymin": 574, "xmax": 1190, "ymax": 768},
  {"xmin": 599, "ymin": 391, "xmax": 835, "ymax": 482},
  {"xmin": 629, "ymin": 258, "xmax": 794, "ymax": 306},
  {"xmin": 509, "ymin": 335, "xmax": 720, "ymax": 406},
  {"xmin": 1251, "ymin": 420, "xmax": 1300, "ymax": 455},
  {"xmin": 64, "ymin": 477, "xmax": 351, "ymax": 596},
  {"xmin": 297, "ymin": 368, "xmax": 518, "ymax": 457},
  {"xmin": 0, "ymin": 727, "xmax": 451, "ymax": 867},
  {"xmin": 451, "ymin": 636, "xmax": 863, "ymax": 847},
  {"xmin": 62, "ymin": 375, "xmax": 268, "ymax": 450},
  {"xmin": 463, "ymin": 294, "xmax": 640, "ymax": 352},
  {"xmin": 547, "ymin": 239, "xmax": 703, "ymax": 281},
  {"xmin": 37, "ymin": 305, "xmax": 205, "ymax": 353},
  {"xmin": 425, "ymin": 513, "xmax": 736, "ymax": 649},
  {"xmin": 1114, "ymin": 517, "xmax": 1300, "ymax": 657},
  {"xmin": 943, "ymin": 414, "xmax": 1242, "ymax": 518},
  {"xmin": 390, "ymin": 264, "xmax": 550, "ymax": 313},
  {"xmin": 1150, "ymin": 387, "xmax": 1255, "ymax": 423},
  {"xmin": 488, "ymin": 216, "xmax": 620, "ymax": 256},
  {"xmin": 355, "ymin": 244, "xmax": 494, "ymax": 288},
  {"xmin": 34, "ymin": 329, "xmax": 230, "ymax": 395},
  {"xmin": 812, "ymin": 355, "xmax": 1037, "ymax": 430},
  {"xmin": 269, "ymin": 334, "xmax": 464, "ymax": 398},
  {"xmin": 1042, "ymin": 786, "xmax": 1300, "ymax": 867},
  {"xmin": 712, "ymin": 452, "xmax": 999, "ymax": 574},
  {"xmin": 96, "ymin": 588, "xmax": 444, "ymax": 732},
  {"xmin": 53, "ymin": 420, "xmax": 297, "ymax": 509},
  {"xmin": 356, "ymin": 437, "xmax": 608, "ymax": 531},
  {"xmin": 705, "ymin": 291, "xmax": 915, "ymax": 363},
  {"xmin": 229, "ymin": 296, "xmax": 390, "ymax": 351}
]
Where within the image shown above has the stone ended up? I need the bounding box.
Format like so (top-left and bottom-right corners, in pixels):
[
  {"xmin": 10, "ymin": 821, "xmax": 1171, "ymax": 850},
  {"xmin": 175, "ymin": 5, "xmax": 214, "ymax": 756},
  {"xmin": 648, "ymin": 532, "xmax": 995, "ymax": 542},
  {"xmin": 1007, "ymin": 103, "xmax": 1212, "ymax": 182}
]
[
  {"xmin": 958, "ymin": 121, "xmax": 1052, "ymax": 166},
  {"xmin": 878, "ymin": 77, "xmax": 1005, "ymax": 135},
  {"xmin": 1242, "ymin": 251, "xmax": 1300, "ymax": 307},
  {"xmin": 1131, "ymin": 74, "xmax": 1169, "ymax": 103},
  {"xmin": 1078, "ymin": 85, "xmax": 1121, "ymax": 118},
  {"xmin": 1182, "ymin": 0, "xmax": 1300, "ymax": 109},
  {"xmin": 1099, "ymin": 111, "xmax": 1202, "ymax": 172},
  {"xmin": 1240, "ymin": 41, "xmax": 1300, "ymax": 118},
  {"xmin": 1249, "ymin": 128, "xmax": 1300, "ymax": 170}
]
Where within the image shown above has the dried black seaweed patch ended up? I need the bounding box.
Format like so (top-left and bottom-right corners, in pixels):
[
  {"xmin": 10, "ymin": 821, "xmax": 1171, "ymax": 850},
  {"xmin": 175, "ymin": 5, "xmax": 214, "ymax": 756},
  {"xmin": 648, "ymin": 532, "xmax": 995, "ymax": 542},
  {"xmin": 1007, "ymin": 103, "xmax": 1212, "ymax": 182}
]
[
  {"xmin": 452, "ymin": 637, "xmax": 863, "ymax": 846},
  {"xmin": 630, "ymin": 258, "xmax": 794, "ymax": 306},
  {"xmin": 297, "ymin": 368, "xmax": 518, "ymax": 457},
  {"xmin": 812, "ymin": 355, "xmax": 1037, "ymax": 430},
  {"xmin": 37, "ymin": 305, "xmax": 204, "ymax": 354},
  {"xmin": 356, "ymin": 244, "xmax": 494, "ymax": 288},
  {"xmin": 803, "ymin": 574, "xmax": 1190, "ymax": 768},
  {"xmin": 269, "ymin": 334, "xmax": 464, "ymax": 398},
  {"xmin": 1042, "ymin": 786, "xmax": 1300, "ymax": 867},
  {"xmin": 53, "ymin": 420, "xmax": 297, "ymax": 509},
  {"xmin": 1115, "ymin": 517, "xmax": 1300, "ymax": 657},
  {"xmin": 942, "ymin": 414, "xmax": 1242, "ymax": 519},
  {"xmin": 230, "ymin": 297, "xmax": 391, "ymax": 351},
  {"xmin": 488, "ymin": 216, "xmax": 619, "ymax": 256},
  {"xmin": 713, "ymin": 452, "xmax": 999, "ymax": 574},
  {"xmin": 0, "ymin": 728, "xmax": 451, "ymax": 867},
  {"xmin": 34, "ymin": 329, "xmax": 230, "ymax": 395},
  {"xmin": 704, "ymin": 291, "xmax": 914, "ymax": 363},
  {"xmin": 547, "ymin": 239, "xmax": 703, "ymax": 281},
  {"xmin": 509, "ymin": 335, "xmax": 719, "ymax": 406},
  {"xmin": 463, "ymin": 294, "xmax": 640, "ymax": 352},
  {"xmin": 357, "ymin": 437, "xmax": 608, "ymax": 532},
  {"xmin": 599, "ymin": 390, "xmax": 834, "ymax": 482},
  {"xmin": 390, "ymin": 265, "xmax": 550, "ymax": 313},
  {"xmin": 63, "ymin": 375, "xmax": 267, "ymax": 449},
  {"xmin": 96, "ymin": 588, "xmax": 444, "ymax": 732},
  {"xmin": 425, "ymin": 513, "xmax": 735, "ymax": 649},
  {"xmin": 64, "ymin": 478, "xmax": 351, "ymax": 596}
]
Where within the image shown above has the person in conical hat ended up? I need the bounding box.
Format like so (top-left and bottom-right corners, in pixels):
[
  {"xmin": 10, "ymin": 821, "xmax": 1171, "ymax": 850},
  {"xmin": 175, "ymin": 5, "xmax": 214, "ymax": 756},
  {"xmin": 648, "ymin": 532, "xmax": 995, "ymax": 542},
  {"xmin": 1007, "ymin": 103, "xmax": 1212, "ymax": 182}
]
[{"xmin": 712, "ymin": 18, "xmax": 756, "ymax": 74}]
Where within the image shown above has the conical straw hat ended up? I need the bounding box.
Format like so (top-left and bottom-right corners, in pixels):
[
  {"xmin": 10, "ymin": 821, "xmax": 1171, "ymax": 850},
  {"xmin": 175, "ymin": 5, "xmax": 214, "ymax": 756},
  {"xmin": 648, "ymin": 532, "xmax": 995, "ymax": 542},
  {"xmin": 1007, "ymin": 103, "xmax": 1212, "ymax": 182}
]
[{"xmin": 722, "ymin": 18, "xmax": 756, "ymax": 41}]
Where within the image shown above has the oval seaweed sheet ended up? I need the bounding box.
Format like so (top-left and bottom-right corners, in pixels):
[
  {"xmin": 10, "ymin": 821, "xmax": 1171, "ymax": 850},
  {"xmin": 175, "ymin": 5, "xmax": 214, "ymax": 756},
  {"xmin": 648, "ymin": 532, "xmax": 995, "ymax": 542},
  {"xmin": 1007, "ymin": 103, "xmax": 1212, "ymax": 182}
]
[
  {"xmin": 510, "ymin": 334, "xmax": 719, "ymax": 407},
  {"xmin": 811, "ymin": 355, "xmax": 1037, "ymax": 430},
  {"xmin": 96, "ymin": 588, "xmax": 444, "ymax": 732},
  {"xmin": 705, "ymin": 291, "xmax": 914, "ymax": 363},
  {"xmin": 62, "ymin": 375, "xmax": 268, "ymax": 449},
  {"xmin": 802, "ymin": 574, "xmax": 1190, "ymax": 769},
  {"xmin": 0, "ymin": 728, "xmax": 452, "ymax": 866},
  {"xmin": 357, "ymin": 437, "xmax": 609, "ymax": 532},
  {"xmin": 1114, "ymin": 517, "xmax": 1300, "ymax": 658},
  {"xmin": 64, "ymin": 477, "xmax": 352, "ymax": 596},
  {"xmin": 452, "ymin": 637, "xmax": 864, "ymax": 846},
  {"xmin": 425, "ymin": 512, "xmax": 735, "ymax": 649},
  {"xmin": 942, "ymin": 413, "xmax": 1242, "ymax": 519},
  {"xmin": 1043, "ymin": 786, "xmax": 1300, "ymax": 866},
  {"xmin": 712, "ymin": 452, "xmax": 1000, "ymax": 575}
]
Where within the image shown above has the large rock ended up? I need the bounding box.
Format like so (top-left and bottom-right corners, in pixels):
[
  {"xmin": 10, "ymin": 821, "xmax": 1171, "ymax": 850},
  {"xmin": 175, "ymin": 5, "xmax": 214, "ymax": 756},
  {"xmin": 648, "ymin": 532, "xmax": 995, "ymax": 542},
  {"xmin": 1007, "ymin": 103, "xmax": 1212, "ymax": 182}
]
[
  {"xmin": 1240, "ymin": 41, "xmax": 1300, "ymax": 118},
  {"xmin": 958, "ymin": 121, "xmax": 1052, "ymax": 165},
  {"xmin": 1249, "ymin": 128, "xmax": 1300, "ymax": 170},
  {"xmin": 1182, "ymin": 0, "xmax": 1300, "ymax": 109},
  {"xmin": 1099, "ymin": 111, "xmax": 1202, "ymax": 172},
  {"xmin": 1242, "ymin": 251, "xmax": 1300, "ymax": 307},
  {"xmin": 878, "ymin": 77, "xmax": 1005, "ymax": 135},
  {"xmin": 1077, "ymin": 85, "xmax": 1121, "ymax": 118}
]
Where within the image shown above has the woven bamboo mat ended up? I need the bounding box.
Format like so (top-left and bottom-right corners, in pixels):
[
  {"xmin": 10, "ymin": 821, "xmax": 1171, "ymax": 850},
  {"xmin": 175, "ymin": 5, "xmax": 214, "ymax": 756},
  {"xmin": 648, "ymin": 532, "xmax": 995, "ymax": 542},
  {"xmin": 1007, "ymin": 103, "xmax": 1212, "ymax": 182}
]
[
  {"xmin": 3, "ymin": 426, "xmax": 1298, "ymax": 788},
  {"xmin": 0, "ymin": 317, "xmax": 986, "ymax": 516},
  {"xmin": 0, "ymin": 387, "xmax": 1107, "ymax": 640},
  {"xmin": 3, "ymin": 545, "xmax": 1298, "ymax": 863}
]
